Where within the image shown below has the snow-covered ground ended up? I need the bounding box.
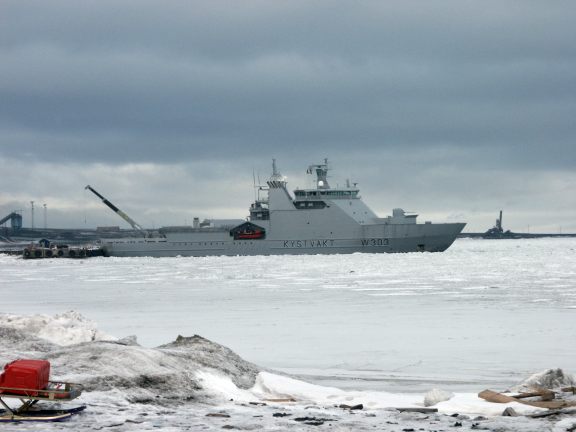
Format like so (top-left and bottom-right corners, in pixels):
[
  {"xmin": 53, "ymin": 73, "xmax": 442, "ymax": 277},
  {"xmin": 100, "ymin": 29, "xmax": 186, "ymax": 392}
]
[{"xmin": 1, "ymin": 238, "xmax": 576, "ymax": 430}]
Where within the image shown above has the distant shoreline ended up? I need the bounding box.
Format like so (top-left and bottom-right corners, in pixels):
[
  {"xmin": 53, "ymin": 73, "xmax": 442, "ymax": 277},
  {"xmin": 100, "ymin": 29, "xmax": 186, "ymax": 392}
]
[{"xmin": 458, "ymin": 233, "xmax": 576, "ymax": 239}]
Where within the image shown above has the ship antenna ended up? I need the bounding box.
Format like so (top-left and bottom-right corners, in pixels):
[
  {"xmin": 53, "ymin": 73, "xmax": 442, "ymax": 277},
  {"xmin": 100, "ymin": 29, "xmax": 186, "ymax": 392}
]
[
  {"xmin": 252, "ymin": 168, "xmax": 257, "ymax": 201},
  {"xmin": 272, "ymin": 159, "xmax": 279, "ymax": 177},
  {"xmin": 271, "ymin": 158, "xmax": 283, "ymax": 181}
]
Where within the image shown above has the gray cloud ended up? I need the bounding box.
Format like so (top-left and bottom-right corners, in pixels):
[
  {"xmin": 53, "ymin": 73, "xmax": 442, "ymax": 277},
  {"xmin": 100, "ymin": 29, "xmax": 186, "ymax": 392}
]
[{"xmin": 1, "ymin": 1, "xmax": 575, "ymax": 232}]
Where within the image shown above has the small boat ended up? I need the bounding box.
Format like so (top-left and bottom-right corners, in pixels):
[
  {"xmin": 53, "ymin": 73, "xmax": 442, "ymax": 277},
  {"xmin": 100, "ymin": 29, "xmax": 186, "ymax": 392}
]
[{"xmin": 235, "ymin": 230, "xmax": 265, "ymax": 240}]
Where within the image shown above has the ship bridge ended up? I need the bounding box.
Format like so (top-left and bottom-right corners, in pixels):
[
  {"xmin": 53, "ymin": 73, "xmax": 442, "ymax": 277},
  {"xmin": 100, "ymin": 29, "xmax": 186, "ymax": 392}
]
[
  {"xmin": 255, "ymin": 158, "xmax": 377, "ymax": 222},
  {"xmin": 294, "ymin": 189, "xmax": 360, "ymax": 200},
  {"xmin": 294, "ymin": 158, "xmax": 361, "ymax": 200}
]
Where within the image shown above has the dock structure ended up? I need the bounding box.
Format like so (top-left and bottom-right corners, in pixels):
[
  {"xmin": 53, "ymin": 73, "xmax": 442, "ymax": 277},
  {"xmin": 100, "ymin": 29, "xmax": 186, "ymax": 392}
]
[
  {"xmin": 0, "ymin": 212, "xmax": 22, "ymax": 230},
  {"xmin": 21, "ymin": 245, "xmax": 104, "ymax": 259},
  {"xmin": 0, "ymin": 239, "xmax": 104, "ymax": 259}
]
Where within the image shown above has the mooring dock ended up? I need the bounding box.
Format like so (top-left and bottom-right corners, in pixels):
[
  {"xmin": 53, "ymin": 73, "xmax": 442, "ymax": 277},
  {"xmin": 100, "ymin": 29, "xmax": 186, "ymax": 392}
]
[{"xmin": 0, "ymin": 241, "xmax": 104, "ymax": 259}]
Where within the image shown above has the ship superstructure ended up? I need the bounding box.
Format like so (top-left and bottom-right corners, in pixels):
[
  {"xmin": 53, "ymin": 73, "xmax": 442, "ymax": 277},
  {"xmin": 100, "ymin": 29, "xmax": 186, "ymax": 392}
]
[{"xmin": 94, "ymin": 160, "xmax": 465, "ymax": 257}]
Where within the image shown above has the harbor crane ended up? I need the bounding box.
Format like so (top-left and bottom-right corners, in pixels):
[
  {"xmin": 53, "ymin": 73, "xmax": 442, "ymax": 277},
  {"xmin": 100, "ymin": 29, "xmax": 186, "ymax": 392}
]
[{"xmin": 85, "ymin": 185, "xmax": 147, "ymax": 236}]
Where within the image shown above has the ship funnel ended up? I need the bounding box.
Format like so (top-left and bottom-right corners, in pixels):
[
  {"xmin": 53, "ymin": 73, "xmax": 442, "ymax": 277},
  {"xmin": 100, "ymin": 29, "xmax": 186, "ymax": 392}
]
[{"xmin": 268, "ymin": 159, "xmax": 287, "ymax": 189}]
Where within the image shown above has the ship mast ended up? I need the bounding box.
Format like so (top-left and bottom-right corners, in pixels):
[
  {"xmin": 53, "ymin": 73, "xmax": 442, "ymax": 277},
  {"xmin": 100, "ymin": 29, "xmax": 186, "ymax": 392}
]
[
  {"xmin": 270, "ymin": 159, "xmax": 283, "ymax": 181},
  {"xmin": 307, "ymin": 158, "xmax": 330, "ymax": 189}
]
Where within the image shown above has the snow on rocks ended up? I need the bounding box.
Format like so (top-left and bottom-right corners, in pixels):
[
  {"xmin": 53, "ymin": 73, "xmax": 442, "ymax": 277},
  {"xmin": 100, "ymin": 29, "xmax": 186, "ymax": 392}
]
[
  {"xmin": 510, "ymin": 368, "xmax": 576, "ymax": 393},
  {"xmin": 0, "ymin": 325, "xmax": 57, "ymax": 365},
  {"xmin": 45, "ymin": 335, "xmax": 260, "ymax": 405},
  {"xmin": 158, "ymin": 334, "xmax": 260, "ymax": 390}
]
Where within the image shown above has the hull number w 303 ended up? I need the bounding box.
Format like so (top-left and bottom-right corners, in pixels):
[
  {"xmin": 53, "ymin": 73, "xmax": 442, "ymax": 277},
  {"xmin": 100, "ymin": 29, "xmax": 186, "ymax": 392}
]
[{"xmin": 361, "ymin": 238, "xmax": 389, "ymax": 246}]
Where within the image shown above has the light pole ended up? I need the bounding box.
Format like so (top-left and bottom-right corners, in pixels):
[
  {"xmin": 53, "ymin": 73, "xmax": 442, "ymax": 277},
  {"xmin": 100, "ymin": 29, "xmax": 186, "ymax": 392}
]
[
  {"xmin": 43, "ymin": 203, "xmax": 47, "ymax": 229},
  {"xmin": 30, "ymin": 201, "xmax": 35, "ymax": 230}
]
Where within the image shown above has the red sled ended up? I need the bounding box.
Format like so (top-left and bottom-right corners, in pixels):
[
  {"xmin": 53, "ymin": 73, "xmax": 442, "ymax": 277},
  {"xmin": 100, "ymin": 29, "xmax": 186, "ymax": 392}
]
[
  {"xmin": 0, "ymin": 360, "xmax": 50, "ymax": 396},
  {"xmin": 0, "ymin": 359, "xmax": 84, "ymax": 422}
]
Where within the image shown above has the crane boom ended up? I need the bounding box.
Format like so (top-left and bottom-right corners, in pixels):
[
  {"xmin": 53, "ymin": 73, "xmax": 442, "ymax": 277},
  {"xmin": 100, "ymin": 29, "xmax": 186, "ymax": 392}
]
[{"xmin": 85, "ymin": 185, "xmax": 146, "ymax": 234}]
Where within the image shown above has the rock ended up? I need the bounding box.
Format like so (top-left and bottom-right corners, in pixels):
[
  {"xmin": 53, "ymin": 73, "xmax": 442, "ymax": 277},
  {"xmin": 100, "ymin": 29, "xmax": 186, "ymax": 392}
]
[
  {"xmin": 117, "ymin": 335, "xmax": 139, "ymax": 346},
  {"xmin": 501, "ymin": 407, "xmax": 518, "ymax": 416},
  {"xmin": 294, "ymin": 416, "xmax": 335, "ymax": 424},
  {"xmin": 511, "ymin": 368, "xmax": 576, "ymax": 392},
  {"xmin": 338, "ymin": 403, "xmax": 364, "ymax": 410},
  {"xmin": 395, "ymin": 408, "xmax": 438, "ymax": 413}
]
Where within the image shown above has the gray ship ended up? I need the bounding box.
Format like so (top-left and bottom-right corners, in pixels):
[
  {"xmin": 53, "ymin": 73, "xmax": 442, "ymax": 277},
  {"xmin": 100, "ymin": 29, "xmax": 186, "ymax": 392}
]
[{"xmin": 88, "ymin": 160, "xmax": 465, "ymax": 257}]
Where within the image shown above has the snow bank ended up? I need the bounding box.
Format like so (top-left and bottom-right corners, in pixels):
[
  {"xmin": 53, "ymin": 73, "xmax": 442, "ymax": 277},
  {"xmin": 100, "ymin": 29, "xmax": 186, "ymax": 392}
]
[
  {"xmin": 436, "ymin": 393, "xmax": 546, "ymax": 417},
  {"xmin": 252, "ymin": 371, "xmax": 422, "ymax": 408},
  {"xmin": 0, "ymin": 310, "xmax": 116, "ymax": 345},
  {"xmin": 196, "ymin": 369, "xmax": 422, "ymax": 408},
  {"xmin": 196, "ymin": 370, "xmax": 549, "ymax": 417}
]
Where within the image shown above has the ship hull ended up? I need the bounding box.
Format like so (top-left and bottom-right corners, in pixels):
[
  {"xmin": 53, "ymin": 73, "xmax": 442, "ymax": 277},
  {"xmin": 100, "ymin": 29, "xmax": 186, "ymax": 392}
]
[{"xmin": 100, "ymin": 223, "xmax": 465, "ymax": 257}]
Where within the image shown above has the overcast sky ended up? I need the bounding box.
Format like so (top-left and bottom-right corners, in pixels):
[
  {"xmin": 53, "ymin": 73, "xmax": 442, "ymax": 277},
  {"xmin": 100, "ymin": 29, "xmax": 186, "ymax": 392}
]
[{"xmin": 1, "ymin": 1, "xmax": 575, "ymax": 233}]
